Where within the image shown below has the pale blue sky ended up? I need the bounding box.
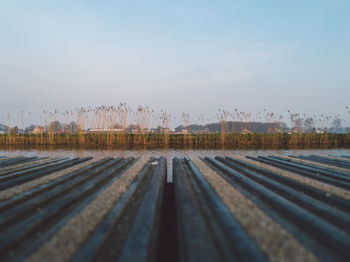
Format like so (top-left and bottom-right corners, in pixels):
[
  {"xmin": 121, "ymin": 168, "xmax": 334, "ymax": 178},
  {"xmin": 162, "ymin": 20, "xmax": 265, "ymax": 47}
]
[{"xmin": 0, "ymin": 0, "xmax": 349, "ymax": 127}]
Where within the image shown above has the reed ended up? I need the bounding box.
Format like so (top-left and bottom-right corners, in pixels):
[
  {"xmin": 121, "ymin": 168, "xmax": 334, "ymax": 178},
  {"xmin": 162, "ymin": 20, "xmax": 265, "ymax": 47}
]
[
  {"xmin": 0, "ymin": 133, "xmax": 349, "ymax": 149},
  {"xmin": 1, "ymin": 104, "xmax": 349, "ymax": 149}
]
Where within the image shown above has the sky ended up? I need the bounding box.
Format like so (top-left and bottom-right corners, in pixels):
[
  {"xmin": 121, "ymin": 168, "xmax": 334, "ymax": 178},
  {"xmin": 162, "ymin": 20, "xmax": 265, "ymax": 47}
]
[{"xmin": 0, "ymin": 0, "xmax": 350, "ymax": 127}]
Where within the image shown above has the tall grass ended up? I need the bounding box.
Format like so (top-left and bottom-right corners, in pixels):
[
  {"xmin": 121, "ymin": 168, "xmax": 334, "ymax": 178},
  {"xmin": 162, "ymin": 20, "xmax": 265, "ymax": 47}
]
[
  {"xmin": 1, "ymin": 104, "xmax": 349, "ymax": 149},
  {"xmin": 0, "ymin": 133, "xmax": 349, "ymax": 149}
]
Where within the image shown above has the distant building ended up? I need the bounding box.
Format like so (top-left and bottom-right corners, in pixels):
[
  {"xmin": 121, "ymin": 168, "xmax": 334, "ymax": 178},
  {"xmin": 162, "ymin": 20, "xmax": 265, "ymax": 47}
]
[
  {"xmin": 316, "ymin": 128, "xmax": 325, "ymax": 134},
  {"xmin": 32, "ymin": 126, "xmax": 46, "ymax": 134},
  {"xmin": 87, "ymin": 128, "xmax": 124, "ymax": 133},
  {"xmin": 290, "ymin": 127, "xmax": 302, "ymax": 133},
  {"xmin": 241, "ymin": 128, "xmax": 252, "ymax": 134}
]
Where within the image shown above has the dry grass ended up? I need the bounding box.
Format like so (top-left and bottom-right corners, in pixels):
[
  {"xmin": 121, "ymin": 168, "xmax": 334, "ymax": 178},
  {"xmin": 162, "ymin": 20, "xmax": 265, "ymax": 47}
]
[
  {"xmin": 1, "ymin": 104, "xmax": 349, "ymax": 149},
  {"xmin": 1, "ymin": 133, "xmax": 349, "ymax": 149}
]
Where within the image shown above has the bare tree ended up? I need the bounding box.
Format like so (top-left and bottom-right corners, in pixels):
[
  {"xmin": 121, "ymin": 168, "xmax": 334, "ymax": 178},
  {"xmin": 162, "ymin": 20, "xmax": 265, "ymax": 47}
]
[
  {"xmin": 332, "ymin": 117, "xmax": 342, "ymax": 131},
  {"xmin": 291, "ymin": 117, "xmax": 303, "ymax": 132},
  {"xmin": 304, "ymin": 117, "xmax": 314, "ymax": 133},
  {"xmin": 48, "ymin": 121, "xmax": 63, "ymax": 133}
]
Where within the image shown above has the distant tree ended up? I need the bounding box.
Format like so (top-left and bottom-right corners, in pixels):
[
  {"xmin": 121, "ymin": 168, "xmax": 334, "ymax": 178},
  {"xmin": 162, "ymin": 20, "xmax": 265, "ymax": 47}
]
[
  {"xmin": 10, "ymin": 126, "xmax": 19, "ymax": 135},
  {"xmin": 153, "ymin": 126, "xmax": 163, "ymax": 133},
  {"xmin": 291, "ymin": 118, "xmax": 303, "ymax": 132},
  {"xmin": 113, "ymin": 123, "xmax": 124, "ymax": 129},
  {"xmin": 25, "ymin": 124, "xmax": 37, "ymax": 134},
  {"xmin": 174, "ymin": 125, "xmax": 185, "ymax": 133},
  {"xmin": 0, "ymin": 124, "xmax": 8, "ymax": 131},
  {"xmin": 65, "ymin": 122, "xmax": 79, "ymax": 134},
  {"xmin": 48, "ymin": 121, "xmax": 63, "ymax": 132},
  {"xmin": 332, "ymin": 117, "xmax": 342, "ymax": 130},
  {"xmin": 304, "ymin": 118, "xmax": 314, "ymax": 133},
  {"xmin": 173, "ymin": 121, "xmax": 288, "ymax": 134},
  {"xmin": 126, "ymin": 124, "xmax": 137, "ymax": 132}
]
